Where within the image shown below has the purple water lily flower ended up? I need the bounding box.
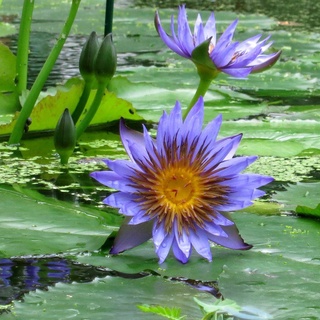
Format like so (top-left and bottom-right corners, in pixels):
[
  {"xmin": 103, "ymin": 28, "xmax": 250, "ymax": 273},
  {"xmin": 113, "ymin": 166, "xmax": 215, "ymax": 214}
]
[
  {"xmin": 155, "ymin": 5, "xmax": 281, "ymax": 78},
  {"xmin": 90, "ymin": 97, "xmax": 273, "ymax": 264}
]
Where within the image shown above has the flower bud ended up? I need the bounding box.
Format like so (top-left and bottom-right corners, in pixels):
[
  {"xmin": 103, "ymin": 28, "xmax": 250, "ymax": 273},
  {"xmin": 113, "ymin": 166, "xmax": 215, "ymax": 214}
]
[
  {"xmin": 54, "ymin": 108, "xmax": 76, "ymax": 165},
  {"xmin": 79, "ymin": 31, "xmax": 100, "ymax": 82},
  {"xmin": 94, "ymin": 33, "xmax": 117, "ymax": 84}
]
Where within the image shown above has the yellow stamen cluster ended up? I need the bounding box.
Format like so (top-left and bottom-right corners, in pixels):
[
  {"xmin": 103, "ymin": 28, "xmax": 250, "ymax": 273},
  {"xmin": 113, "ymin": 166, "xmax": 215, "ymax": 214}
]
[{"xmin": 131, "ymin": 136, "xmax": 230, "ymax": 234}]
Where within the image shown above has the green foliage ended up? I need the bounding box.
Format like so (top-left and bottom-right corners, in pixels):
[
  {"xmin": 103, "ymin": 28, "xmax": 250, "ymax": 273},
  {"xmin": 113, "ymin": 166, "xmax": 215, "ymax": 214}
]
[
  {"xmin": 0, "ymin": 185, "xmax": 119, "ymax": 256},
  {"xmin": 272, "ymin": 182, "xmax": 320, "ymax": 211},
  {"xmin": 137, "ymin": 304, "xmax": 186, "ymax": 320},
  {"xmin": 296, "ymin": 203, "xmax": 320, "ymax": 219},
  {"xmin": 0, "ymin": 43, "xmax": 19, "ymax": 114},
  {"xmin": 0, "ymin": 2, "xmax": 320, "ymax": 320},
  {"xmin": 0, "ymin": 78, "xmax": 143, "ymax": 137},
  {"xmin": 137, "ymin": 298, "xmax": 273, "ymax": 320}
]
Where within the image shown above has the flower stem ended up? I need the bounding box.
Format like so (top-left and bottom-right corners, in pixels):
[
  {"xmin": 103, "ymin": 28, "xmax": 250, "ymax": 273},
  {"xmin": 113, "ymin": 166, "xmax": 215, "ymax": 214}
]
[
  {"xmin": 8, "ymin": 0, "xmax": 81, "ymax": 145},
  {"xmin": 71, "ymin": 81, "xmax": 92, "ymax": 125},
  {"xmin": 16, "ymin": 0, "xmax": 34, "ymax": 97},
  {"xmin": 104, "ymin": 0, "xmax": 114, "ymax": 36},
  {"xmin": 75, "ymin": 81, "xmax": 107, "ymax": 139},
  {"xmin": 183, "ymin": 77, "xmax": 211, "ymax": 120}
]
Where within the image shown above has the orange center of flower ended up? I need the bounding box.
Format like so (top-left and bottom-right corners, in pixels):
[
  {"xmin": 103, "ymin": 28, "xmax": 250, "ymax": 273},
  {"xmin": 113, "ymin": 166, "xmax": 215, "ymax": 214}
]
[
  {"xmin": 132, "ymin": 138, "xmax": 230, "ymax": 234},
  {"xmin": 161, "ymin": 169, "xmax": 196, "ymax": 206}
]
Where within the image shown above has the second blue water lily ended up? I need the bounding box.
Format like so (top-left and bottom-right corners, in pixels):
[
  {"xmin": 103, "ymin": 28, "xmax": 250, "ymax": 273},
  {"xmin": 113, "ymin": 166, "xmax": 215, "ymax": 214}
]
[{"xmin": 155, "ymin": 5, "xmax": 281, "ymax": 79}]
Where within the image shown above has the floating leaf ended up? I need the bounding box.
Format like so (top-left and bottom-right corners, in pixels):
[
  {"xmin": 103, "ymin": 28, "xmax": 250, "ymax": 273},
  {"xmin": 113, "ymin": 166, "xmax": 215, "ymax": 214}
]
[
  {"xmin": 296, "ymin": 203, "xmax": 320, "ymax": 219},
  {"xmin": 0, "ymin": 77, "xmax": 143, "ymax": 138},
  {"xmin": 0, "ymin": 43, "xmax": 16, "ymax": 92},
  {"xmin": 272, "ymin": 182, "xmax": 320, "ymax": 211},
  {"xmin": 0, "ymin": 185, "xmax": 118, "ymax": 256}
]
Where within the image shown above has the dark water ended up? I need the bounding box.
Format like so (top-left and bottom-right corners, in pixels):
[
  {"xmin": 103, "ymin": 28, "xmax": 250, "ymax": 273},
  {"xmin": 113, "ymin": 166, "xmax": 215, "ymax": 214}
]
[
  {"xmin": 4, "ymin": 0, "xmax": 319, "ymax": 91},
  {"xmin": 134, "ymin": 0, "xmax": 320, "ymax": 30},
  {"xmin": 0, "ymin": 256, "xmax": 221, "ymax": 307}
]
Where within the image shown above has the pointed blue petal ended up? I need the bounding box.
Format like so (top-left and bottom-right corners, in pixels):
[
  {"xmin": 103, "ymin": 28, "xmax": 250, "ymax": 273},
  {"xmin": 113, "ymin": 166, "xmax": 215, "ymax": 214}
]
[
  {"xmin": 215, "ymin": 19, "xmax": 238, "ymax": 51},
  {"xmin": 90, "ymin": 171, "xmax": 135, "ymax": 192},
  {"xmin": 110, "ymin": 218, "xmax": 153, "ymax": 254},
  {"xmin": 203, "ymin": 220, "xmax": 228, "ymax": 237},
  {"xmin": 204, "ymin": 12, "xmax": 216, "ymax": 42},
  {"xmin": 220, "ymin": 174, "xmax": 274, "ymax": 189},
  {"xmin": 128, "ymin": 210, "xmax": 152, "ymax": 225},
  {"xmin": 194, "ymin": 14, "xmax": 205, "ymax": 46},
  {"xmin": 250, "ymin": 51, "xmax": 282, "ymax": 72},
  {"xmin": 229, "ymin": 188, "xmax": 266, "ymax": 201},
  {"xmin": 103, "ymin": 192, "xmax": 140, "ymax": 216},
  {"xmin": 206, "ymin": 213, "xmax": 252, "ymax": 250},
  {"xmin": 104, "ymin": 159, "xmax": 138, "ymax": 178},
  {"xmin": 189, "ymin": 228, "xmax": 212, "ymax": 261},
  {"xmin": 153, "ymin": 222, "xmax": 174, "ymax": 264},
  {"xmin": 174, "ymin": 226, "xmax": 191, "ymax": 260},
  {"xmin": 120, "ymin": 119, "xmax": 146, "ymax": 162},
  {"xmin": 154, "ymin": 12, "xmax": 189, "ymax": 58},
  {"xmin": 220, "ymin": 66, "xmax": 254, "ymax": 78},
  {"xmin": 172, "ymin": 238, "xmax": 190, "ymax": 264},
  {"xmin": 181, "ymin": 96, "xmax": 204, "ymax": 141},
  {"xmin": 213, "ymin": 212, "xmax": 234, "ymax": 226},
  {"xmin": 216, "ymin": 156, "xmax": 257, "ymax": 176},
  {"xmin": 216, "ymin": 199, "xmax": 254, "ymax": 211}
]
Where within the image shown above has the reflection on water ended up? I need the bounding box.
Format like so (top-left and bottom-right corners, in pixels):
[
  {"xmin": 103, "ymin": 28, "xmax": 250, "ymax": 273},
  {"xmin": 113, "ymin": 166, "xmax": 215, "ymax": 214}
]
[
  {"xmin": 7, "ymin": 33, "xmax": 85, "ymax": 89},
  {"xmin": 2, "ymin": 0, "xmax": 319, "ymax": 91},
  {"xmin": 3, "ymin": 0, "xmax": 319, "ymax": 90},
  {"xmin": 0, "ymin": 256, "xmax": 221, "ymax": 307},
  {"xmin": 134, "ymin": 0, "xmax": 320, "ymax": 30}
]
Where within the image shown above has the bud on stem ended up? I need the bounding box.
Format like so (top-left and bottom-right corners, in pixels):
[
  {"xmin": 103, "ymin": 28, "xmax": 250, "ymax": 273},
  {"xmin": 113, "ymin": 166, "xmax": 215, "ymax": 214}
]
[{"xmin": 54, "ymin": 108, "xmax": 76, "ymax": 165}]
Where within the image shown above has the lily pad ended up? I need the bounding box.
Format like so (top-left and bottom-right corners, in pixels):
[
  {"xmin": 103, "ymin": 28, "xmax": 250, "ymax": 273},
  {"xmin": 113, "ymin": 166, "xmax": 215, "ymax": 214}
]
[
  {"xmin": 296, "ymin": 203, "xmax": 320, "ymax": 219},
  {"xmin": 0, "ymin": 43, "xmax": 16, "ymax": 92},
  {"xmin": 272, "ymin": 182, "xmax": 320, "ymax": 211},
  {"xmin": 0, "ymin": 185, "xmax": 118, "ymax": 256},
  {"xmin": 2, "ymin": 276, "xmax": 206, "ymax": 320},
  {"xmin": 65, "ymin": 212, "xmax": 320, "ymax": 320},
  {"xmin": 0, "ymin": 77, "xmax": 143, "ymax": 138}
]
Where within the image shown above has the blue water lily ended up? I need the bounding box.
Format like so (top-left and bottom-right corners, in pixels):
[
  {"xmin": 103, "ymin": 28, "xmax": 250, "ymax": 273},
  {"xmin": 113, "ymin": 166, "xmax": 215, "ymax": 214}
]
[
  {"xmin": 155, "ymin": 5, "xmax": 281, "ymax": 78},
  {"xmin": 91, "ymin": 98, "xmax": 273, "ymax": 263}
]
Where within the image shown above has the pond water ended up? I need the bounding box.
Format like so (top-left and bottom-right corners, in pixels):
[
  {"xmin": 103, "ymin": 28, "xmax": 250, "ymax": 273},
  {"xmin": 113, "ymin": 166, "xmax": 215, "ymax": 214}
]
[{"xmin": 0, "ymin": 0, "xmax": 320, "ymax": 319}]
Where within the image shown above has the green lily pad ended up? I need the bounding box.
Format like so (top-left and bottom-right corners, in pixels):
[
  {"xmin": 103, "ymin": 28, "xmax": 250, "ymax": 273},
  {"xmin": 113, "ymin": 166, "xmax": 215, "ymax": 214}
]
[
  {"xmin": 0, "ymin": 43, "xmax": 16, "ymax": 92},
  {"xmin": 0, "ymin": 43, "xmax": 20, "ymax": 114},
  {"xmin": 296, "ymin": 203, "xmax": 320, "ymax": 219},
  {"xmin": 220, "ymin": 119, "xmax": 320, "ymax": 157},
  {"xmin": 2, "ymin": 211, "xmax": 319, "ymax": 320},
  {"xmin": 65, "ymin": 212, "xmax": 320, "ymax": 320},
  {"xmin": 0, "ymin": 21, "xmax": 16, "ymax": 37},
  {"xmin": 0, "ymin": 185, "xmax": 118, "ymax": 256},
  {"xmin": 2, "ymin": 276, "xmax": 206, "ymax": 320},
  {"xmin": 272, "ymin": 182, "xmax": 320, "ymax": 211},
  {"xmin": 0, "ymin": 77, "xmax": 143, "ymax": 138}
]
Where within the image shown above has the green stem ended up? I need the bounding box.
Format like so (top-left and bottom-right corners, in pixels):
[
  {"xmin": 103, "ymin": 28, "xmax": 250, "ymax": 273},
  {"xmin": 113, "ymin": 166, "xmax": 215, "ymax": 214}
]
[
  {"xmin": 75, "ymin": 81, "xmax": 107, "ymax": 139},
  {"xmin": 183, "ymin": 77, "xmax": 212, "ymax": 120},
  {"xmin": 72, "ymin": 81, "xmax": 92, "ymax": 125},
  {"xmin": 8, "ymin": 0, "xmax": 81, "ymax": 145},
  {"xmin": 104, "ymin": 0, "xmax": 114, "ymax": 36},
  {"xmin": 16, "ymin": 0, "xmax": 34, "ymax": 97}
]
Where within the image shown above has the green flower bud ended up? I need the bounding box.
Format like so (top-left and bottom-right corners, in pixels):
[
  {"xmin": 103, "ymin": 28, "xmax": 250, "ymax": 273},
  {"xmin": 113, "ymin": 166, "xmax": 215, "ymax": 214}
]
[
  {"xmin": 79, "ymin": 31, "xmax": 100, "ymax": 82},
  {"xmin": 54, "ymin": 108, "xmax": 76, "ymax": 165},
  {"xmin": 94, "ymin": 33, "xmax": 117, "ymax": 84}
]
